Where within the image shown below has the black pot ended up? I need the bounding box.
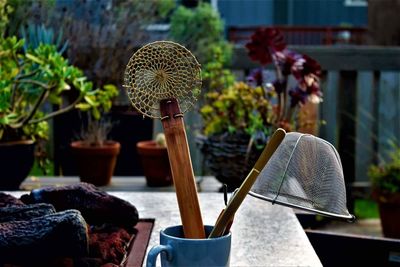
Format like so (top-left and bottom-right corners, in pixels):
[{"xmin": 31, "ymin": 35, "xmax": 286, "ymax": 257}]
[
  {"xmin": 0, "ymin": 140, "xmax": 35, "ymax": 190},
  {"xmin": 197, "ymin": 133, "xmax": 263, "ymax": 191},
  {"xmin": 372, "ymin": 190, "xmax": 400, "ymax": 238}
]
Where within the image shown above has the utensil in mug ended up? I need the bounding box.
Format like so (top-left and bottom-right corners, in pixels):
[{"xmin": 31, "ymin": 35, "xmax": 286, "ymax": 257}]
[
  {"xmin": 209, "ymin": 128, "xmax": 286, "ymax": 238},
  {"xmin": 124, "ymin": 41, "xmax": 205, "ymax": 238},
  {"xmin": 146, "ymin": 225, "xmax": 231, "ymax": 267}
]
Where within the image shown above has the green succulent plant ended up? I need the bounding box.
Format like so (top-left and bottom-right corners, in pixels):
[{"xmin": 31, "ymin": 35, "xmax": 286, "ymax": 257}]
[
  {"xmin": 200, "ymin": 81, "xmax": 275, "ymax": 139},
  {"xmin": 0, "ymin": 36, "xmax": 118, "ymax": 142},
  {"xmin": 0, "ymin": 0, "xmax": 13, "ymax": 37},
  {"xmin": 202, "ymin": 43, "xmax": 235, "ymax": 94},
  {"xmin": 19, "ymin": 24, "xmax": 68, "ymax": 54},
  {"xmin": 368, "ymin": 147, "xmax": 400, "ymax": 194}
]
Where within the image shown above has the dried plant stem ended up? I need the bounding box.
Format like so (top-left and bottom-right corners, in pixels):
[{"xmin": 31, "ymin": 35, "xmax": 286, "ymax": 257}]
[
  {"xmin": 269, "ymin": 47, "xmax": 286, "ymax": 124},
  {"xmin": 281, "ymin": 75, "xmax": 290, "ymax": 121},
  {"xmin": 78, "ymin": 116, "xmax": 112, "ymax": 147},
  {"xmin": 285, "ymin": 106, "xmax": 296, "ymax": 123}
]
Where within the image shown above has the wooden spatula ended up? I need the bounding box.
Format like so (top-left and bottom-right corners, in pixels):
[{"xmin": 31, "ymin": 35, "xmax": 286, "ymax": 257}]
[
  {"xmin": 160, "ymin": 98, "xmax": 205, "ymax": 238},
  {"xmin": 124, "ymin": 41, "xmax": 205, "ymax": 238},
  {"xmin": 209, "ymin": 128, "xmax": 286, "ymax": 238}
]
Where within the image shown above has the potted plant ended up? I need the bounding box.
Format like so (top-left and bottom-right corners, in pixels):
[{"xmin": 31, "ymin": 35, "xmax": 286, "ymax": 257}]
[
  {"xmin": 70, "ymin": 114, "xmax": 120, "ymax": 187},
  {"xmin": 0, "ymin": 36, "xmax": 117, "ymax": 189},
  {"xmin": 136, "ymin": 133, "xmax": 173, "ymax": 187},
  {"xmin": 368, "ymin": 146, "xmax": 400, "ymax": 238},
  {"xmin": 198, "ymin": 28, "xmax": 323, "ymax": 191},
  {"xmin": 198, "ymin": 81, "xmax": 275, "ymax": 191}
]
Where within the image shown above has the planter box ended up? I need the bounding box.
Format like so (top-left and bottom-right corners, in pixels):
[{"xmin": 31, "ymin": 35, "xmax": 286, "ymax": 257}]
[{"xmin": 123, "ymin": 219, "xmax": 154, "ymax": 267}]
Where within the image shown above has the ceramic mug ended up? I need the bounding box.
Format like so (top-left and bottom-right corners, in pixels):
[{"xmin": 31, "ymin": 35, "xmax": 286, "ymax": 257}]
[{"xmin": 146, "ymin": 225, "xmax": 231, "ymax": 267}]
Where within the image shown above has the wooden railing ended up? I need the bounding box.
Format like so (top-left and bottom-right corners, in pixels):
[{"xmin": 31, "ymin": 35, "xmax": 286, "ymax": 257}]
[
  {"xmin": 228, "ymin": 26, "xmax": 369, "ymax": 45},
  {"xmin": 230, "ymin": 45, "xmax": 400, "ymax": 199},
  {"xmin": 159, "ymin": 45, "xmax": 400, "ymax": 204}
]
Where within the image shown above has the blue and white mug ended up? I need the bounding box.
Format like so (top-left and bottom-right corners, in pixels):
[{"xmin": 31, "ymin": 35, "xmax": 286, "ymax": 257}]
[{"xmin": 146, "ymin": 225, "xmax": 231, "ymax": 267}]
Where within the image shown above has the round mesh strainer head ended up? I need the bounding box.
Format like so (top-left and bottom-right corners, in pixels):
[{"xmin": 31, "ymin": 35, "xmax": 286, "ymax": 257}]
[
  {"xmin": 124, "ymin": 41, "xmax": 202, "ymax": 119},
  {"xmin": 249, "ymin": 132, "xmax": 354, "ymax": 220}
]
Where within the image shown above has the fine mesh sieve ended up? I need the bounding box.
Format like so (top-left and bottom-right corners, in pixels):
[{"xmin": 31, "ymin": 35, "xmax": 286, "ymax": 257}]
[
  {"xmin": 123, "ymin": 41, "xmax": 201, "ymax": 119},
  {"xmin": 249, "ymin": 132, "xmax": 354, "ymax": 220}
]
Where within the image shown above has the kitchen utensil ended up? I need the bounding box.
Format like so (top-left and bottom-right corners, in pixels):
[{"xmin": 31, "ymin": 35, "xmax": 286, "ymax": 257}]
[
  {"xmin": 249, "ymin": 132, "xmax": 355, "ymax": 221},
  {"xmin": 209, "ymin": 128, "xmax": 286, "ymax": 238},
  {"xmin": 124, "ymin": 41, "xmax": 205, "ymax": 238},
  {"xmin": 147, "ymin": 225, "xmax": 231, "ymax": 267}
]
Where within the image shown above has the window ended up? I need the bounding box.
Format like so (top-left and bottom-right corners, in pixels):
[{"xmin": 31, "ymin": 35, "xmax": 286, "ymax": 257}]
[{"xmin": 344, "ymin": 0, "xmax": 368, "ymax": 7}]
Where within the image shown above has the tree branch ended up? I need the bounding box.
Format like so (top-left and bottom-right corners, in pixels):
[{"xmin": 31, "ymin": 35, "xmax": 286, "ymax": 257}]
[
  {"xmin": 9, "ymin": 89, "xmax": 49, "ymax": 129},
  {"xmin": 12, "ymin": 71, "xmax": 42, "ymax": 110},
  {"xmin": 10, "ymin": 82, "xmax": 18, "ymax": 111},
  {"xmin": 10, "ymin": 55, "xmax": 27, "ymax": 110},
  {"xmin": 16, "ymin": 69, "xmax": 40, "ymax": 80},
  {"xmin": 15, "ymin": 79, "xmax": 52, "ymax": 89},
  {"xmin": 29, "ymin": 94, "xmax": 83, "ymax": 124}
]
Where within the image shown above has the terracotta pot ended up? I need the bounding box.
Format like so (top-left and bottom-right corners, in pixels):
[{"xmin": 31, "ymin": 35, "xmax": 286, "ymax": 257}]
[
  {"xmin": 136, "ymin": 140, "xmax": 172, "ymax": 187},
  {"xmin": 372, "ymin": 190, "xmax": 400, "ymax": 238},
  {"xmin": 0, "ymin": 140, "xmax": 35, "ymax": 190},
  {"xmin": 71, "ymin": 140, "xmax": 120, "ymax": 186}
]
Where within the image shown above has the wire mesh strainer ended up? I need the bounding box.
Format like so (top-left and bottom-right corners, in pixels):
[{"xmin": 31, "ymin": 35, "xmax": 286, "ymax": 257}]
[
  {"xmin": 123, "ymin": 41, "xmax": 201, "ymax": 119},
  {"xmin": 249, "ymin": 132, "xmax": 354, "ymax": 220},
  {"xmin": 123, "ymin": 41, "xmax": 205, "ymax": 238}
]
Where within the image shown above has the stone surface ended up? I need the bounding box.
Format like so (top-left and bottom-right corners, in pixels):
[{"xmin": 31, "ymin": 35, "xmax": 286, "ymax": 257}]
[
  {"xmin": 111, "ymin": 192, "xmax": 322, "ymax": 267},
  {"xmin": 20, "ymin": 176, "xmax": 219, "ymax": 192},
  {"xmin": 7, "ymin": 191, "xmax": 322, "ymax": 266}
]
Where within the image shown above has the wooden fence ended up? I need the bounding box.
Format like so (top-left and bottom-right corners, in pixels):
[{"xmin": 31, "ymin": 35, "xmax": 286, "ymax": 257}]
[
  {"xmin": 155, "ymin": 45, "xmax": 400, "ymax": 192},
  {"xmin": 228, "ymin": 26, "xmax": 368, "ymax": 46},
  {"xmin": 231, "ymin": 45, "xmax": 400, "ymax": 185}
]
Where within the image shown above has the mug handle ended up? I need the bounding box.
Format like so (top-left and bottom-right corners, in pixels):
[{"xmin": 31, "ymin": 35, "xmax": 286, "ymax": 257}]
[{"xmin": 146, "ymin": 244, "xmax": 173, "ymax": 267}]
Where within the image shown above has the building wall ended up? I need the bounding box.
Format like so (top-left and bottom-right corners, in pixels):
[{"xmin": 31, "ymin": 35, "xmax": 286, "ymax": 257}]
[
  {"xmin": 289, "ymin": 0, "xmax": 367, "ymax": 26},
  {"xmin": 368, "ymin": 0, "xmax": 400, "ymax": 45},
  {"xmin": 217, "ymin": 0, "xmax": 367, "ymax": 27},
  {"xmin": 217, "ymin": 0, "xmax": 274, "ymax": 26}
]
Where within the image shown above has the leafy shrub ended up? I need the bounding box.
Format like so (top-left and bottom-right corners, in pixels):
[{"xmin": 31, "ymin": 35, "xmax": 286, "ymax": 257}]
[
  {"xmin": 368, "ymin": 147, "xmax": 400, "ymax": 193},
  {"xmin": 0, "ymin": 36, "xmax": 117, "ymax": 142}
]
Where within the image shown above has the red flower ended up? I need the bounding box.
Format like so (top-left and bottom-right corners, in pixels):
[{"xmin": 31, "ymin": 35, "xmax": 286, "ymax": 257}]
[
  {"xmin": 289, "ymin": 86, "xmax": 309, "ymax": 107},
  {"xmin": 246, "ymin": 68, "xmax": 264, "ymax": 86},
  {"xmin": 291, "ymin": 55, "xmax": 322, "ymax": 81},
  {"xmin": 246, "ymin": 28, "xmax": 286, "ymax": 65},
  {"xmin": 306, "ymin": 82, "xmax": 321, "ymax": 95},
  {"xmin": 274, "ymin": 49, "xmax": 302, "ymax": 76}
]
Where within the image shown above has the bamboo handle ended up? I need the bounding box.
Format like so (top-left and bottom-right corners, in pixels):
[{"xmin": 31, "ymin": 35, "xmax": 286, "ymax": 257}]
[
  {"xmin": 160, "ymin": 98, "xmax": 205, "ymax": 239},
  {"xmin": 209, "ymin": 128, "xmax": 286, "ymax": 238}
]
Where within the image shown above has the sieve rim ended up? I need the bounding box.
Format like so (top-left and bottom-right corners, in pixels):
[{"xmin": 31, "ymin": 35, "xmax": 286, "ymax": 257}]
[{"xmin": 248, "ymin": 191, "xmax": 355, "ymax": 222}]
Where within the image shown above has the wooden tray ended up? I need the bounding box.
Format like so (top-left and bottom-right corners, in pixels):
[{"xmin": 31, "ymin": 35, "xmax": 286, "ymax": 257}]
[{"xmin": 122, "ymin": 218, "xmax": 155, "ymax": 267}]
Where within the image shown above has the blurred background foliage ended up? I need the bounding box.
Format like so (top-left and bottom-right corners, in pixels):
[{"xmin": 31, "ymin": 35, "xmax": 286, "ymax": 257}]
[
  {"xmin": 1, "ymin": 0, "xmax": 176, "ymax": 104},
  {"xmin": 169, "ymin": 2, "xmax": 235, "ymax": 101}
]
